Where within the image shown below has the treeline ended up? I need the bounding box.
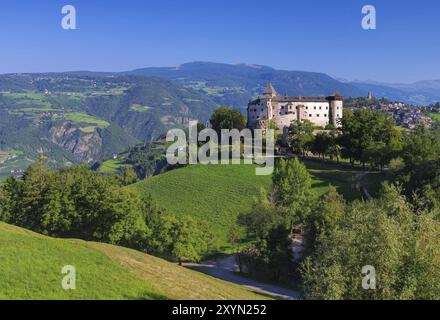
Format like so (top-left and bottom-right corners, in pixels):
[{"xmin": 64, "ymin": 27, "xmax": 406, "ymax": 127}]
[
  {"xmin": 286, "ymin": 109, "xmax": 403, "ymax": 169},
  {"xmin": 0, "ymin": 162, "xmax": 212, "ymax": 264},
  {"xmin": 238, "ymin": 158, "xmax": 440, "ymax": 298}
]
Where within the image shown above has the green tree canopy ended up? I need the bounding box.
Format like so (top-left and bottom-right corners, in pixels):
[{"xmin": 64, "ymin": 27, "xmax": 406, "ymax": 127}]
[
  {"xmin": 209, "ymin": 107, "xmax": 246, "ymax": 134},
  {"xmin": 272, "ymin": 158, "xmax": 313, "ymax": 225}
]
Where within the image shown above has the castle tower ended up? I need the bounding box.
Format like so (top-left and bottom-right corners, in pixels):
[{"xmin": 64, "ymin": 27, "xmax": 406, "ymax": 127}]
[
  {"xmin": 263, "ymin": 82, "xmax": 277, "ymax": 98},
  {"xmin": 326, "ymin": 92, "xmax": 343, "ymax": 127}
]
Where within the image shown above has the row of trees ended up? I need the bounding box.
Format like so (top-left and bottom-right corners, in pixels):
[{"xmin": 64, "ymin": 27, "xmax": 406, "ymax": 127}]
[
  {"xmin": 285, "ymin": 109, "xmax": 404, "ymax": 169},
  {"xmin": 0, "ymin": 161, "xmax": 212, "ymax": 264}
]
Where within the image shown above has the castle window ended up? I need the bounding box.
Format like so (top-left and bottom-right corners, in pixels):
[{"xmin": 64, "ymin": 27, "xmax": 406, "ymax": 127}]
[
  {"xmin": 326, "ymin": 107, "xmax": 328, "ymax": 109},
  {"xmin": 306, "ymin": 107, "xmax": 308, "ymax": 110},
  {"xmin": 319, "ymin": 106, "xmax": 322, "ymax": 110},
  {"xmin": 309, "ymin": 114, "xmax": 312, "ymax": 117},
  {"xmin": 317, "ymin": 114, "xmax": 320, "ymax": 117},
  {"xmin": 324, "ymin": 114, "xmax": 327, "ymax": 117},
  {"xmin": 314, "ymin": 106, "xmax": 316, "ymax": 110},
  {"xmin": 337, "ymin": 107, "xmax": 339, "ymax": 110}
]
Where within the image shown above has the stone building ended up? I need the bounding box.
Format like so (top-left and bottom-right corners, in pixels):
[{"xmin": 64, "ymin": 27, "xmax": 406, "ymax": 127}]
[{"xmin": 247, "ymin": 83, "xmax": 343, "ymax": 131}]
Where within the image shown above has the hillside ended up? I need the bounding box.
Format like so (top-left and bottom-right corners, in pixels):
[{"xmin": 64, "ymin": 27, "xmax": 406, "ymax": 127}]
[
  {"xmin": 0, "ymin": 74, "xmax": 216, "ymax": 175},
  {"xmin": 0, "ymin": 222, "xmax": 269, "ymax": 300},
  {"xmin": 128, "ymin": 163, "xmax": 363, "ymax": 252}
]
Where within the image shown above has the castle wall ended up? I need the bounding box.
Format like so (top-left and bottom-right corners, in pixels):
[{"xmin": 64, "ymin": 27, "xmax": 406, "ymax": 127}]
[{"xmin": 247, "ymin": 86, "xmax": 343, "ymax": 131}]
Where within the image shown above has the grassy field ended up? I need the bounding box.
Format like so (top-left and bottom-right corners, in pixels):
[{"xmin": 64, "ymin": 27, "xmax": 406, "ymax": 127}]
[
  {"xmin": 429, "ymin": 112, "xmax": 440, "ymax": 122},
  {"xmin": 0, "ymin": 222, "xmax": 269, "ymax": 300},
  {"xmin": 128, "ymin": 164, "xmax": 271, "ymax": 251},
  {"xmin": 0, "ymin": 150, "xmax": 33, "ymax": 182},
  {"xmin": 128, "ymin": 162, "xmax": 364, "ymax": 252},
  {"xmin": 65, "ymin": 112, "xmax": 110, "ymax": 128},
  {"xmin": 98, "ymin": 158, "xmax": 130, "ymax": 174},
  {"xmin": 130, "ymin": 103, "xmax": 152, "ymax": 112}
]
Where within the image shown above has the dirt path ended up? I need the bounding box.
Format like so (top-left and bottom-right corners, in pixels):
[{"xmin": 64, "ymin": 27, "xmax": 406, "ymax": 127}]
[{"xmin": 184, "ymin": 255, "xmax": 301, "ymax": 300}]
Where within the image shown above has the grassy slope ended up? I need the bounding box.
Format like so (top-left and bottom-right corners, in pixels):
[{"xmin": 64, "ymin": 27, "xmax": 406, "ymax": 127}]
[
  {"xmin": 429, "ymin": 112, "xmax": 440, "ymax": 122},
  {"xmin": 98, "ymin": 159, "xmax": 129, "ymax": 174},
  {"xmin": 0, "ymin": 222, "xmax": 268, "ymax": 300},
  {"xmin": 128, "ymin": 163, "xmax": 363, "ymax": 251},
  {"xmin": 129, "ymin": 164, "xmax": 271, "ymax": 251}
]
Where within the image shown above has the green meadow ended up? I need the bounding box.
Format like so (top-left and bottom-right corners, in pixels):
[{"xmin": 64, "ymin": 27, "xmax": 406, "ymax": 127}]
[
  {"xmin": 0, "ymin": 222, "xmax": 269, "ymax": 300},
  {"xmin": 128, "ymin": 162, "xmax": 365, "ymax": 252},
  {"xmin": 130, "ymin": 103, "xmax": 152, "ymax": 112},
  {"xmin": 429, "ymin": 112, "xmax": 440, "ymax": 122},
  {"xmin": 98, "ymin": 158, "xmax": 130, "ymax": 174},
  {"xmin": 64, "ymin": 112, "xmax": 110, "ymax": 128}
]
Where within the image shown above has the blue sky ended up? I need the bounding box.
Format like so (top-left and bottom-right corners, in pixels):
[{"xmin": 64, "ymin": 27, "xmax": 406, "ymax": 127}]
[{"xmin": 0, "ymin": 0, "xmax": 439, "ymax": 82}]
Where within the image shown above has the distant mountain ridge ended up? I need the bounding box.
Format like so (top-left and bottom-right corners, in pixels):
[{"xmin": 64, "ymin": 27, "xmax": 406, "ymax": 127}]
[
  {"xmin": 126, "ymin": 62, "xmax": 366, "ymax": 109},
  {"xmin": 2, "ymin": 62, "xmax": 438, "ymax": 106},
  {"xmin": 125, "ymin": 62, "xmax": 440, "ymax": 107}
]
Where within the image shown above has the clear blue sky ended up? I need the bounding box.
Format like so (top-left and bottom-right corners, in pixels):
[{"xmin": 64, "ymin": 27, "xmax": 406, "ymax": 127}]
[{"xmin": 0, "ymin": 0, "xmax": 439, "ymax": 82}]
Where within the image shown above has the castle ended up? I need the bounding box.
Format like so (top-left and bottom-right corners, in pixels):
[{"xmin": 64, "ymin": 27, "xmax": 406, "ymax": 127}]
[{"xmin": 247, "ymin": 83, "xmax": 343, "ymax": 131}]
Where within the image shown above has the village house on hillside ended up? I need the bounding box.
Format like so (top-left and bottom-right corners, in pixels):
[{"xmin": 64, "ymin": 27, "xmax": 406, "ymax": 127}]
[{"xmin": 247, "ymin": 83, "xmax": 343, "ymax": 131}]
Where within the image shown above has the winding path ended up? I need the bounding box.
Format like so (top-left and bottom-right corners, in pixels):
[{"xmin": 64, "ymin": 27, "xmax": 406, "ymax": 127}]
[{"xmin": 184, "ymin": 255, "xmax": 301, "ymax": 300}]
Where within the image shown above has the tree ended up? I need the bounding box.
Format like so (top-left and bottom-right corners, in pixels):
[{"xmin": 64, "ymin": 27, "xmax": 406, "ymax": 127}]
[
  {"xmin": 400, "ymin": 126, "xmax": 440, "ymax": 197},
  {"xmin": 272, "ymin": 158, "xmax": 313, "ymax": 226},
  {"xmin": 238, "ymin": 190, "xmax": 293, "ymax": 283},
  {"xmin": 311, "ymin": 132, "xmax": 331, "ymax": 160},
  {"xmin": 238, "ymin": 189, "xmax": 287, "ymax": 240},
  {"xmin": 305, "ymin": 186, "xmax": 345, "ymax": 255},
  {"xmin": 209, "ymin": 107, "xmax": 246, "ymax": 134},
  {"xmin": 301, "ymin": 184, "xmax": 440, "ymax": 300},
  {"xmin": 118, "ymin": 166, "xmax": 138, "ymax": 186},
  {"xmin": 257, "ymin": 224, "xmax": 292, "ymax": 282},
  {"xmin": 326, "ymin": 132, "xmax": 342, "ymax": 163},
  {"xmin": 339, "ymin": 109, "xmax": 402, "ymax": 168},
  {"xmin": 285, "ymin": 120, "xmax": 315, "ymax": 156},
  {"xmin": 149, "ymin": 214, "xmax": 210, "ymax": 265}
]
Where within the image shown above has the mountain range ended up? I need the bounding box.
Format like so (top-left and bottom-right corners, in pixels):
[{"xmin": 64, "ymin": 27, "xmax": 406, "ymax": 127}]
[{"xmin": 126, "ymin": 62, "xmax": 440, "ymax": 107}]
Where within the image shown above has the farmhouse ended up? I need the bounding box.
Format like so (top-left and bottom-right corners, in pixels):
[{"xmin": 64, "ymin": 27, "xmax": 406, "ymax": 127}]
[{"xmin": 247, "ymin": 83, "xmax": 343, "ymax": 131}]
